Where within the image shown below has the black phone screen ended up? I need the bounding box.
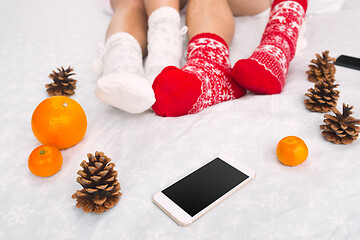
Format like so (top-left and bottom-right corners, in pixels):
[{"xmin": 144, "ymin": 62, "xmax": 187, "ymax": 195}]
[
  {"xmin": 335, "ymin": 55, "xmax": 360, "ymax": 70},
  {"xmin": 162, "ymin": 157, "xmax": 249, "ymax": 217}
]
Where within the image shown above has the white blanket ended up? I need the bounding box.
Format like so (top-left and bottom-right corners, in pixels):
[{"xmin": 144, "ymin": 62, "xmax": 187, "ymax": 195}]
[{"xmin": 1, "ymin": 0, "xmax": 360, "ymax": 239}]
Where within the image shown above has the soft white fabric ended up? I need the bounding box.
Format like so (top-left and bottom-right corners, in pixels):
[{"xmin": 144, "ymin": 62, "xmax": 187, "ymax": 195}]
[
  {"xmin": 95, "ymin": 71, "xmax": 155, "ymax": 114},
  {"xmin": 101, "ymin": 32, "xmax": 144, "ymax": 77},
  {"xmin": 1, "ymin": 0, "xmax": 360, "ymax": 239},
  {"xmin": 145, "ymin": 7, "xmax": 184, "ymax": 84},
  {"xmin": 95, "ymin": 32, "xmax": 155, "ymax": 113}
]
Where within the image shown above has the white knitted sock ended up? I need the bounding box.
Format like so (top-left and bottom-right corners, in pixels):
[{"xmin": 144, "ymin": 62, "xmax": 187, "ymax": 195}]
[
  {"xmin": 144, "ymin": 7, "xmax": 184, "ymax": 84},
  {"xmin": 94, "ymin": 32, "xmax": 155, "ymax": 114}
]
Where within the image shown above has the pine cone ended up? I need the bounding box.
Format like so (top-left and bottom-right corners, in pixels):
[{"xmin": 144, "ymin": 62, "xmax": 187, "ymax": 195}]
[
  {"xmin": 46, "ymin": 66, "xmax": 77, "ymax": 96},
  {"xmin": 304, "ymin": 77, "xmax": 340, "ymax": 113},
  {"xmin": 320, "ymin": 104, "xmax": 360, "ymax": 144},
  {"xmin": 72, "ymin": 151, "xmax": 122, "ymax": 214},
  {"xmin": 306, "ymin": 50, "xmax": 336, "ymax": 83}
]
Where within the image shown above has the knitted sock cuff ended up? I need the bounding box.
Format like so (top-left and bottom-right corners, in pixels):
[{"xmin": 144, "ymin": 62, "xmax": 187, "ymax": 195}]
[
  {"xmin": 102, "ymin": 32, "xmax": 144, "ymax": 76},
  {"xmin": 148, "ymin": 7, "xmax": 180, "ymax": 28},
  {"xmin": 272, "ymin": 0, "xmax": 308, "ymax": 12},
  {"xmin": 186, "ymin": 33, "xmax": 230, "ymax": 68},
  {"xmin": 105, "ymin": 32, "xmax": 141, "ymax": 51},
  {"xmin": 189, "ymin": 32, "xmax": 229, "ymax": 50}
]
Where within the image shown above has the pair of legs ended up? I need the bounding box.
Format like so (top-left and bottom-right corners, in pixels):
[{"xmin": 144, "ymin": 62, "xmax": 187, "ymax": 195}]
[
  {"xmin": 96, "ymin": 0, "xmax": 307, "ymax": 116},
  {"xmin": 106, "ymin": 0, "xmax": 186, "ymax": 55},
  {"xmin": 152, "ymin": 0, "xmax": 308, "ymax": 116},
  {"xmin": 95, "ymin": 0, "xmax": 269, "ymax": 114},
  {"xmin": 95, "ymin": 0, "xmax": 188, "ymax": 113},
  {"xmin": 106, "ymin": 0, "xmax": 270, "ymax": 53}
]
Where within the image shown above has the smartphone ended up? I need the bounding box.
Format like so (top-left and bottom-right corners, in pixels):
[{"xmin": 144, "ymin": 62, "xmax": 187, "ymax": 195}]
[
  {"xmin": 335, "ymin": 55, "xmax": 360, "ymax": 71},
  {"xmin": 152, "ymin": 156, "xmax": 255, "ymax": 225}
]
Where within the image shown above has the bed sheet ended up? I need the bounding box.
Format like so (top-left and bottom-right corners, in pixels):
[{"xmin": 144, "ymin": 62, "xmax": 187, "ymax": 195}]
[{"xmin": 1, "ymin": 0, "xmax": 360, "ymax": 239}]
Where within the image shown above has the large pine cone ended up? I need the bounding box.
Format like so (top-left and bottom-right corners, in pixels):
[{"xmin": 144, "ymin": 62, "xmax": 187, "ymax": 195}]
[
  {"xmin": 72, "ymin": 151, "xmax": 122, "ymax": 214},
  {"xmin": 304, "ymin": 77, "xmax": 340, "ymax": 113},
  {"xmin": 46, "ymin": 66, "xmax": 77, "ymax": 96},
  {"xmin": 306, "ymin": 50, "xmax": 336, "ymax": 83},
  {"xmin": 320, "ymin": 104, "xmax": 360, "ymax": 144}
]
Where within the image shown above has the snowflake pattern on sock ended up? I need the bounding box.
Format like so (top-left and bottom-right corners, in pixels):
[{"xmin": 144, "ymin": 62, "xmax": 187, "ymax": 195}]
[
  {"xmin": 250, "ymin": 1, "xmax": 306, "ymax": 83},
  {"xmin": 145, "ymin": 7, "xmax": 183, "ymax": 84},
  {"xmin": 101, "ymin": 32, "xmax": 144, "ymax": 76},
  {"xmin": 183, "ymin": 36, "xmax": 238, "ymax": 114}
]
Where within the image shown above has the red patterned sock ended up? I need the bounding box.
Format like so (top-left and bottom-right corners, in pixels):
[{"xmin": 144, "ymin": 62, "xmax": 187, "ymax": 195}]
[
  {"xmin": 152, "ymin": 33, "xmax": 246, "ymax": 117},
  {"xmin": 232, "ymin": 0, "xmax": 307, "ymax": 94}
]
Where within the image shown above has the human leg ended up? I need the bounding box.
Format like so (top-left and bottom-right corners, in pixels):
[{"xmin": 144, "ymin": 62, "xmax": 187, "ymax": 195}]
[
  {"xmin": 143, "ymin": 0, "xmax": 187, "ymax": 84},
  {"xmin": 232, "ymin": 0, "xmax": 308, "ymax": 94},
  {"xmin": 95, "ymin": 0, "xmax": 155, "ymax": 114},
  {"xmin": 227, "ymin": 0, "xmax": 271, "ymax": 16},
  {"xmin": 152, "ymin": 0, "xmax": 246, "ymax": 117},
  {"xmin": 106, "ymin": 0, "xmax": 148, "ymax": 54},
  {"xmin": 186, "ymin": 0, "xmax": 235, "ymax": 45}
]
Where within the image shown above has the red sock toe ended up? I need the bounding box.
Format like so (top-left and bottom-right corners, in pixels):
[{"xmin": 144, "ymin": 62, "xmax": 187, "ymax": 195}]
[
  {"xmin": 232, "ymin": 59, "xmax": 282, "ymax": 94},
  {"xmin": 152, "ymin": 66, "xmax": 201, "ymax": 117}
]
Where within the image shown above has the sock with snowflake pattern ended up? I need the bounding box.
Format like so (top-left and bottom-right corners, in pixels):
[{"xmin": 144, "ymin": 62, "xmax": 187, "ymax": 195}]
[
  {"xmin": 144, "ymin": 7, "xmax": 184, "ymax": 84},
  {"xmin": 232, "ymin": 0, "xmax": 307, "ymax": 94},
  {"xmin": 152, "ymin": 33, "xmax": 246, "ymax": 117}
]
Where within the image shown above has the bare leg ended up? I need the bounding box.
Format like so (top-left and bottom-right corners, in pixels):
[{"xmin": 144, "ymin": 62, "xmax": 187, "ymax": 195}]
[
  {"xmin": 186, "ymin": 0, "xmax": 235, "ymax": 45},
  {"xmin": 227, "ymin": 0, "xmax": 271, "ymax": 16},
  {"xmin": 106, "ymin": 0, "xmax": 147, "ymax": 55}
]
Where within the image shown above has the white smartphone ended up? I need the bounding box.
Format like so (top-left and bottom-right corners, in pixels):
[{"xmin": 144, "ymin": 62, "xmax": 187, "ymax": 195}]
[{"xmin": 153, "ymin": 156, "xmax": 256, "ymax": 226}]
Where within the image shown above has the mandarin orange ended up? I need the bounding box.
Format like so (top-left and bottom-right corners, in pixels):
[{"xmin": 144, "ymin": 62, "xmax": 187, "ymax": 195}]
[
  {"xmin": 276, "ymin": 136, "xmax": 309, "ymax": 167},
  {"xmin": 31, "ymin": 96, "xmax": 87, "ymax": 149},
  {"xmin": 28, "ymin": 145, "xmax": 63, "ymax": 177}
]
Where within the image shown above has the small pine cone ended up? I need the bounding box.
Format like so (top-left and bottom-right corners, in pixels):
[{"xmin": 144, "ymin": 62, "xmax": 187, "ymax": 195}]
[
  {"xmin": 320, "ymin": 104, "xmax": 360, "ymax": 144},
  {"xmin": 304, "ymin": 78, "xmax": 340, "ymax": 113},
  {"xmin": 46, "ymin": 66, "xmax": 77, "ymax": 96},
  {"xmin": 72, "ymin": 151, "xmax": 122, "ymax": 214},
  {"xmin": 306, "ymin": 50, "xmax": 336, "ymax": 83}
]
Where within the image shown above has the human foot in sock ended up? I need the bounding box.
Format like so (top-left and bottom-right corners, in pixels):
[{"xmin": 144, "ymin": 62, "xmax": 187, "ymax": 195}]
[
  {"xmin": 94, "ymin": 32, "xmax": 155, "ymax": 114},
  {"xmin": 152, "ymin": 33, "xmax": 246, "ymax": 117},
  {"xmin": 144, "ymin": 7, "xmax": 184, "ymax": 84},
  {"xmin": 232, "ymin": 0, "xmax": 307, "ymax": 94}
]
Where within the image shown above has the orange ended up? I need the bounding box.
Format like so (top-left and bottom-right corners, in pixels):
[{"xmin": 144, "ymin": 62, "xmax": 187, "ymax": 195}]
[
  {"xmin": 28, "ymin": 145, "xmax": 63, "ymax": 177},
  {"xmin": 276, "ymin": 136, "xmax": 308, "ymax": 167},
  {"xmin": 31, "ymin": 96, "xmax": 87, "ymax": 149}
]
